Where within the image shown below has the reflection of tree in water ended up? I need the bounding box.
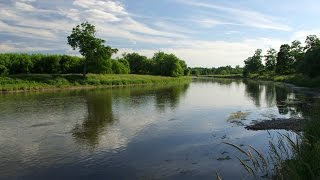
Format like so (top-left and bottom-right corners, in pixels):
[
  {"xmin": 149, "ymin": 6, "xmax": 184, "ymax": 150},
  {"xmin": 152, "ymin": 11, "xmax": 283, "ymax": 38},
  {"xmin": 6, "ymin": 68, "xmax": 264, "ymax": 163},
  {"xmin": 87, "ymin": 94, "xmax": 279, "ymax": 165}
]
[
  {"xmin": 155, "ymin": 84, "xmax": 190, "ymax": 112},
  {"xmin": 244, "ymin": 80, "xmax": 262, "ymax": 107},
  {"xmin": 275, "ymin": 85, "xmax": 290, "ymax": 115},
  {"xmin": 72, "ymin": 90, "xmax": 116, "ymax": 147},
  {"xmin": 71, "ymin": 84, "xmax": 190, "ymax": 147},
  {"xmin": 265, "ymin": 83, "xmax": 276, "ymax": 107}
]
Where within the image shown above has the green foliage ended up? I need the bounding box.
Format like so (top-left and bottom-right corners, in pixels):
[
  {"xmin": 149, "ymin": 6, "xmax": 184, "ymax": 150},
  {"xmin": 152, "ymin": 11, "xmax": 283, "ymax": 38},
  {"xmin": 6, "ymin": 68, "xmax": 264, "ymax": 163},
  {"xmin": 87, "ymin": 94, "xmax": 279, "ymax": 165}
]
[
  {"xmin": 190, "ymin": 66, "xmax": 243, "ymax": 76},
  {"xmin": 0, "ymin": 53, "xmax": 84, "ymax": 75},
  {"xmin": 0, "ymin": 65, "xmax": 8, "ymax": 76},
  {"xmin": 303, "ymin": 47, "xmax": 320, "ymax": 77},
  {"xmin": 0, "ymin": 74, "xmax": 191, "ymax": 92},
  {"xmin": 67, "ymin": 22, "xmax": 118, "ymax": 76},
  {"xmin": 123, "ymin": 52, "xmax": 150, "ymax": 74},
  {"xmin": 153, "ymin": 52, "xmax": 186, "ymax": 77},
  {"xmin": 122, "ymin": 51, "xmax": 188, "ymax": 77},
  {"xmin": 243, "ymin": 49, "xmax": 264, "ymax": 76},
  {"xmin": 112, "ymin": 60, "xmax": 130, "ymax": 74},
  {"xmin": 264, "ymin": 48, "xmax": 277, "ymax": 71},
  {"xmin": 8, "ymin": 54, "xmax": 33, "ymax": 74}
]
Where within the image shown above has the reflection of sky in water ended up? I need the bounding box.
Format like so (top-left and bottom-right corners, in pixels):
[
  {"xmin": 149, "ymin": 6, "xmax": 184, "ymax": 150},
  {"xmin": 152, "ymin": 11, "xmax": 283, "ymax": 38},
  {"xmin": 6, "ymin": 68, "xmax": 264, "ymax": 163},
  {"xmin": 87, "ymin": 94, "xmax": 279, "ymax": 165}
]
[{"xmin": 0, "ymin": 79, "xmax": 317, "ymax": 179}]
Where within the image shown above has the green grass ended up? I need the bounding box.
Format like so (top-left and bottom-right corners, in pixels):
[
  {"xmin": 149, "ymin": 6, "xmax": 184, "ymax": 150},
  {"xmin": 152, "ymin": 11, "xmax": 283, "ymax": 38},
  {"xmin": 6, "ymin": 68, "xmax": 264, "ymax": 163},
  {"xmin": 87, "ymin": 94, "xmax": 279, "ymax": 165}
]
[
  {"xmin": 226, "ymin": 108, "xmax": 320, "ymax": 179},
  {"xmin": 248, "ymin": 73, "xmax": 320, "ymax": 88},
  {"xmin": 0, "ymin": 74, "xmax": 191, "ymax": 92}
]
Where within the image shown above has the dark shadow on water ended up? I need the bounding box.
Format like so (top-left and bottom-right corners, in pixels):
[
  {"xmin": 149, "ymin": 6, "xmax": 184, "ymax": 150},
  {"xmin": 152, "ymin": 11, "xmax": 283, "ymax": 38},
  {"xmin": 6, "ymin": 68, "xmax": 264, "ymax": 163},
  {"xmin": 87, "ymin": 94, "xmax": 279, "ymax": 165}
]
[
  {"xmin": 71, "ymin": 83, "xmax": 190, "ymax": 148},
  {"xmin": 72, "ymin": 90, "xmax": 116, "ymax": 147},
  {"xmin": 243, "ymin": 80, "xmax": 263, "ymax": 107}
]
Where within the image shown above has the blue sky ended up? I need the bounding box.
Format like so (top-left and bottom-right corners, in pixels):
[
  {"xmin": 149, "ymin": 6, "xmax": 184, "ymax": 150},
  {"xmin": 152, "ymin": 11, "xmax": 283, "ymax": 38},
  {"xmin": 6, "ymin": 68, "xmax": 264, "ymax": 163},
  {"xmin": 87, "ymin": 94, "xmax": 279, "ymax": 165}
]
[{"xmin": 1, "ymin": 0, "xmax": 320, "ymax": 67}]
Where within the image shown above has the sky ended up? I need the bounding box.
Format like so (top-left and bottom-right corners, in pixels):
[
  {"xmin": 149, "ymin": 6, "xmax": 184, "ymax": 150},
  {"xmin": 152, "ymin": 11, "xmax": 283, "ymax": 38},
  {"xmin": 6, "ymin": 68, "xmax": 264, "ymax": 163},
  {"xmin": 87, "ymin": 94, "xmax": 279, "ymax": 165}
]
[{"xmin": 1, "ymin": 0, "xmax": 320, "ymax": 67}]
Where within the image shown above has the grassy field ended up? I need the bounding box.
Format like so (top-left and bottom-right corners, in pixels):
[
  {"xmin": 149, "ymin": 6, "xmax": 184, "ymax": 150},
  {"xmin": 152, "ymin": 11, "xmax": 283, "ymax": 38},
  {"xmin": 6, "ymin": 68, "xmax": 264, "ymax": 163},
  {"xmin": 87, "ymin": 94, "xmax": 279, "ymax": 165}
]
[{"xmin": 0, "ymin": 74, "xmax": 191, "ymax": 92}]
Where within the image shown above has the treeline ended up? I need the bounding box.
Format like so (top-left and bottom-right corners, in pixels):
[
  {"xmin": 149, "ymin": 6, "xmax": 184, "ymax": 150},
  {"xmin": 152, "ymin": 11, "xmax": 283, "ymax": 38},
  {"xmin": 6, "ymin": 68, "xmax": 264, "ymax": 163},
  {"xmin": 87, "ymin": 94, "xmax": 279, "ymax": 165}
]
[
  {"xmin": 243, "ymin": 35, "xmax": 320, "ymax": 78},
  {"xmin": 0, "ymin": 51, "xmax": 190, "ymax": 77},
  {"xmin": 190, "ymin": 65, "xmax": 243, "ymax": 76}
]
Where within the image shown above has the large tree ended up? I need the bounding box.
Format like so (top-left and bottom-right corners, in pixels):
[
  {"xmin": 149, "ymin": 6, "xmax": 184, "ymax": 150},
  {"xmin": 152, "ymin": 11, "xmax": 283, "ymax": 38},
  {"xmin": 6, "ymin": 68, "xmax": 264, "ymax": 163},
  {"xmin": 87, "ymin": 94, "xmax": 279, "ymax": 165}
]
[
  {"xmin": 264, "ymin": 48, "xmax": 277, "ymax": 71},
  {"xmin": 67, "ymin": 22, "xmax": 117, "ymax": 77},
  {"xmin": 302, "ymin": 35, "xmax": 320, "ymax": 77},
  {"xmin": 276, "ymin": 44, "xmax": 292, "ymax": 74},
  {"xmin": 290, "ymin": 40, "xmax": 304, "ymax": 72},
  {"xmin": 243, "ymin": 49, "xmax": 264, "ymax": 76}
]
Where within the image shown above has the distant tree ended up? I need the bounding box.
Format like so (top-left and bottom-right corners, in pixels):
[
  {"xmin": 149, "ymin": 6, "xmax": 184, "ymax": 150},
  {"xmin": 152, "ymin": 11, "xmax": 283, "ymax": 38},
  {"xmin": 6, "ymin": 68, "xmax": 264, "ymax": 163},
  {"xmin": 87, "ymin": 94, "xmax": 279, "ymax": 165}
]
[
  {"xmin": 123, "ymin": 52, "xmax": 149, "ymax": 74},
  {"xmin": 67, "ymin": 22, "xmax": 117, "ymax": 77},
  {"xmin": 153, "ymin": 52, "xmax": 186, "ymax": 77},
  {"xmin": 264, "ymin": 48, "xmax": 277, "ymax": 71},
  {"xmin": 243, "ymin": 49, "xmax": 264, "ymax": 75}
]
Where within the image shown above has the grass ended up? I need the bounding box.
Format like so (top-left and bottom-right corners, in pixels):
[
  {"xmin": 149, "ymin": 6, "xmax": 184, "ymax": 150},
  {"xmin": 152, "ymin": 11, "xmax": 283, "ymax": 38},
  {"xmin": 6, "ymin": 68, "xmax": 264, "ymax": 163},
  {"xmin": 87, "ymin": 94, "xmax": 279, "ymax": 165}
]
[
  {"xmin": 0, "ymin": 74, "xmax": 191, "ymax": 92},
  {"xmin": 225, "ymin": 115, "xmax": 320, "ymax": 179},
  {"xmin": 248, "ymin": 73, "xmax": 320, "ymax": 88}
]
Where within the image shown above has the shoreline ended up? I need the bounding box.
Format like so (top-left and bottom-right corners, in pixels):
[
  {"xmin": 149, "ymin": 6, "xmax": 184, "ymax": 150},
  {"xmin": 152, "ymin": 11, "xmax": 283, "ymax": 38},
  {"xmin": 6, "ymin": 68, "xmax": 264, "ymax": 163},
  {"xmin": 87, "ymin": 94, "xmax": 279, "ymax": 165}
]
[{"xmin": 197, "ymin": 74, "xmax": 320, "ymax": 89}]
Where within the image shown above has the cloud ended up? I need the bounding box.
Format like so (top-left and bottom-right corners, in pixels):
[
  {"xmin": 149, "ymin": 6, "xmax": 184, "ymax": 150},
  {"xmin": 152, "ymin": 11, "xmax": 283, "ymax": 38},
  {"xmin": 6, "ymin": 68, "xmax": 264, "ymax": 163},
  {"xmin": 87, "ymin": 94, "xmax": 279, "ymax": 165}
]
[
  {"xmin": 177, "ymin": 0, "xmax": 292, "ymax": 31},
  {"xmin": 15, "ymin": 2, "xmax": 35, "ymax": 11},
  {"xmin": 0, "ymin": 41, "xmax": 52, "ymax": 52},
  {"xmin": 115, "ymin": 37, "xmax": 284, "ymax": 67}
]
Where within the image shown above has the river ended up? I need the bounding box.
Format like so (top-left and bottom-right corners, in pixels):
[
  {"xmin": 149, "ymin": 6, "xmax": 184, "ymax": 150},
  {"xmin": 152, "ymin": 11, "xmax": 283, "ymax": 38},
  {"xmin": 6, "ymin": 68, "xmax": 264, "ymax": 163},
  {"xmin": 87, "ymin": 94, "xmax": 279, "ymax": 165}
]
[{"xmin": 0, "ymin": 78, "xmax": 319, "ymax": 179}]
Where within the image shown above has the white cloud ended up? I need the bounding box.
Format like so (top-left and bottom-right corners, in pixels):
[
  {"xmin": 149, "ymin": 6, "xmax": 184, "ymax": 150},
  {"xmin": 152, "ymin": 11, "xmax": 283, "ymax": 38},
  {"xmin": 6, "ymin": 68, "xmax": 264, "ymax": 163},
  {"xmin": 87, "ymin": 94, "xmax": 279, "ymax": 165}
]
[
  {"xmin": 0, "ymin": 42, "xmax": 51, "ymax": 52},
  {"xmin": 115, "ymin": 37, "xmax": 284, "ymax": 67},
  {"xmin": 0, "ymin": 20, "xmax": 57, "ymax": 40},
  {"xmin": 15, "ymin": 2, "xmax": 35, "ymax": 11},
  {"xmin": 178, "ymin": 0, "xmax": 292, "ymax": 31}
]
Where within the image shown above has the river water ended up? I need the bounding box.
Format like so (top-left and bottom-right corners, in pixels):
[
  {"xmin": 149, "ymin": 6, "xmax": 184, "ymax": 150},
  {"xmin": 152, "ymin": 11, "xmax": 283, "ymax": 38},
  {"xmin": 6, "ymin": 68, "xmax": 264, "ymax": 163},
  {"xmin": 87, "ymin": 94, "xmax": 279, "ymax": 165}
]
[{"xmin": 0, "ymin": 78, "xmax": 319, "ymax": 179}]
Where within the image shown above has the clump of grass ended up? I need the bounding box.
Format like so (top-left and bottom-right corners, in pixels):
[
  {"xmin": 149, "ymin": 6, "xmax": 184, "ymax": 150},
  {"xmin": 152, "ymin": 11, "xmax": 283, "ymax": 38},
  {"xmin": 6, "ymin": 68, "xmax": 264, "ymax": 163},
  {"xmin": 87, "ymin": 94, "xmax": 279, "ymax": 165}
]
[{"xmin": 224, "ymin": 132, "xmax": 302, "ymax": 179}]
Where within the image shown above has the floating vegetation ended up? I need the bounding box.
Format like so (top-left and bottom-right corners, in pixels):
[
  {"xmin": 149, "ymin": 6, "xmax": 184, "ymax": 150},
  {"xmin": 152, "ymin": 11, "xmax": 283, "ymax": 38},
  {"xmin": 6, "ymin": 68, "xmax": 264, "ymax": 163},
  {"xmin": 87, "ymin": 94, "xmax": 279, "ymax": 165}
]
[
  {"xmin": 227, "ymin": 111, "xmax": 251, "ymax": 125},
  {"xmin": 227, "ymin": 111, "xmax": 251, "ymax": 121}
]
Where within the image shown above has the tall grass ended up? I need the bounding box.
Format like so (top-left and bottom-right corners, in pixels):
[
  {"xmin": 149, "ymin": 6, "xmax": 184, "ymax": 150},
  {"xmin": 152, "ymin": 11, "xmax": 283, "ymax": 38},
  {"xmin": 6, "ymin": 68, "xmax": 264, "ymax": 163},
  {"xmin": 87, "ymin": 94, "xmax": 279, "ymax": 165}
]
[
  {"xmin": 226, "ymin": 114, "xmax": 320, "ymax": 179},
  {"xmin": 0, "ymin": 74, "xmax": 191, "ymax": 92}
]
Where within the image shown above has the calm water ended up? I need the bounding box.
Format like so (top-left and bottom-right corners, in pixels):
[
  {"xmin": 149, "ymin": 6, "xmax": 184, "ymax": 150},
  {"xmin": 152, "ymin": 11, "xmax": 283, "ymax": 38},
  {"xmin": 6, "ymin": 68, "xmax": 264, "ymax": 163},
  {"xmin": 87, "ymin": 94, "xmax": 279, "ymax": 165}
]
[{"xmin": 0, "ymin": 78, "xmax": 319, "ymax": 180}]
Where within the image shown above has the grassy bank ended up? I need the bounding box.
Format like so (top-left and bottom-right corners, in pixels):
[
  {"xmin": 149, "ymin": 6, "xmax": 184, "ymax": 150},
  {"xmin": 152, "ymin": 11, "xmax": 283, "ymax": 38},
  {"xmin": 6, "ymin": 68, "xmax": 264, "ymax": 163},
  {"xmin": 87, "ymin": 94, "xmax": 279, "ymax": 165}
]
[
  {"xmin": 200, "ymin": 73, "xmax": 320, "ymax": 88},
  {"xmin": 248, "ymin": 73, "xmax": 320, "ymax": 88},
  {"xmin": 0, "ymin": 74, "xmax": 191, "ymax": 92}
]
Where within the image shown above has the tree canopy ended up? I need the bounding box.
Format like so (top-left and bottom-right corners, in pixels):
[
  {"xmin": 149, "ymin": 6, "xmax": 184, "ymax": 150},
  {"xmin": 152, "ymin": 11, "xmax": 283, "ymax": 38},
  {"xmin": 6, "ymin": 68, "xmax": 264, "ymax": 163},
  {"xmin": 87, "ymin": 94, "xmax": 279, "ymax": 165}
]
[{"xmin": 67, "ymin": 22, "xmax": 118, "ymax": 76}]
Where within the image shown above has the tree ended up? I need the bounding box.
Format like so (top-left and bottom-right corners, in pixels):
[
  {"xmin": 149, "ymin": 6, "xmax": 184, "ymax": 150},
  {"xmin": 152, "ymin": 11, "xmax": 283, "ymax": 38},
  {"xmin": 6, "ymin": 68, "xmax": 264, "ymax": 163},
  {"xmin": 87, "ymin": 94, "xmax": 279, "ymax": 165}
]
[
  {"xmin": 264, "ymin": 48, "xmax": 277, "ymax": 71},
  {"xmin": 243, "ymin": 49, "xmax": 264, "ymax": 75},
  {"xmin": 304, "ymin": 35, "xmax": 320, "ymax": 51},
  {"xmin": 290, "ymin": 40, "xmax": 304, "ymax": 72},
  {"xmin": 301, "ymin": 35, "xmax": 320, "ymax": 77},
  {"xmin": 67, "ymin": 22, "xmax": 117, "ymax": 77},
  {"xmin": 123, "ymin": 52, "xmax": 149, "ymax": 74},
  {"xmin": 276, "ymin": 44, "xmax": 292, "ymax": 74},
  {"xmin": 153, "ymin": 52, "xmax": 186, "ymax": 77}
]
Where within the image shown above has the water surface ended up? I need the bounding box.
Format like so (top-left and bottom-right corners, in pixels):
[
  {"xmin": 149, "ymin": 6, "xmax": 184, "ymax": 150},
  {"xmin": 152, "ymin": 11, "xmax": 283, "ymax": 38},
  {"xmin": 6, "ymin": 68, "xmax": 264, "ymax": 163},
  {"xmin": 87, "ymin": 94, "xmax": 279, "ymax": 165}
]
[{"xmin": 0, "ymin": 78, "xmax": 319, "ymax": 179}]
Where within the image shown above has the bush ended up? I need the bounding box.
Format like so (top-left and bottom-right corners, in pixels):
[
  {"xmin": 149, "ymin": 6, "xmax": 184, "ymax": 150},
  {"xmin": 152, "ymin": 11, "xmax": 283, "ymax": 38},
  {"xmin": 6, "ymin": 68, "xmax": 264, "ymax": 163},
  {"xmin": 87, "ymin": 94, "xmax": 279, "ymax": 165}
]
[{"xmin": 0, "ymin": 65, "xmax": 8, "ymax": 76}]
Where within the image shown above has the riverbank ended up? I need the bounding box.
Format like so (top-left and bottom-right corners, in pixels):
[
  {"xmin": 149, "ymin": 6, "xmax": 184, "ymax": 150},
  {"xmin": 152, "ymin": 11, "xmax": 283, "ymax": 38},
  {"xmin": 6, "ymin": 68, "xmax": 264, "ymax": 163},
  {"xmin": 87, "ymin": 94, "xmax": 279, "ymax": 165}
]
[
  {"xmin": 199, "ymin": 74, "xmax": 320, "ymax": 88},
  {"xmin": 248, "ymin": 73, "xmax": 320, "ymax": 88},
  {"xmin": 0, "ymin": 74, "xmax": 191, "ymax": 92}
]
